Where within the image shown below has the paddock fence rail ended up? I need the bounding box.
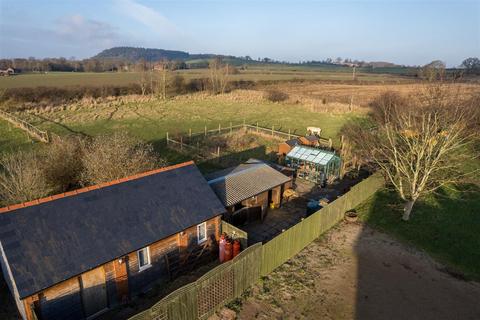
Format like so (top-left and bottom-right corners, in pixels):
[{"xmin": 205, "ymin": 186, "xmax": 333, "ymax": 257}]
[
  {"xmin": 129, "ymin": 172, "xmax": 385, "ymax": 320},
  {"xmin": 0, "ymin": 109, "xmax": 49, "ymax": 143}
]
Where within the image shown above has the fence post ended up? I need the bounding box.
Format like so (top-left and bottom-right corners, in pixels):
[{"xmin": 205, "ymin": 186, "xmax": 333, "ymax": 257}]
[
  {"xmin": 272, "ymin": 125, "xmax": 274, "ymax": 136},
  {"xmin": 256, "ymin": 122, "xmax": 259, "ymax": 132},
  {"xmin": 329, "ymin": 138, "xmax": 333, "ymax": 149},
  {"xmin": 205, "ymin": 125, "xmax": 207, "ymax": 137},
  {"xmin": 288, "ymin": 129, "xmax": 291, "ymax": 140},
  {"xmin": 230, "ymin": 122, "xmax": 233, "ymax": 134},
  {"xmin": 166, "ymin": 132, "xmax": 169, "ymax": 145},
  {"xmin": 189, "ymin": 128, "xmax": 192, "ymax": 139},
  {"xmin": 218, "ymin": 123, "xmax": 221, "ymax": 133}
]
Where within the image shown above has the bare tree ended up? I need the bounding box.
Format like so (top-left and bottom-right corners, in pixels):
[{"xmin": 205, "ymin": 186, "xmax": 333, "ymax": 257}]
[
  {"xmin": 155, "ymin": 60, "xmax": 170, "ymax": 100},
  {"xmin": 343, "ymin": 87, "xmax": 477, "ymax": 221},
  {"xmin": 81, "ymin": 132, "xmax": 166, "ymax": 185},
  {"xmin": 0, "ymin": 151, "xmax": 51, "ymax": 206},
  {"xmin": 208, "ymin": 58, "xmax": 231, "ymax": 94}
]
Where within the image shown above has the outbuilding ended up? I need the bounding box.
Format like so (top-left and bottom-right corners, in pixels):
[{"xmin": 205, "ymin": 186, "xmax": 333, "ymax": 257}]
[
  {"xmin": 0, "ymin": 161, "xmax": 225, "ymax": 320},
  {"xmin": 298, "ymin": 135, "xmax": 320, "ymax": 147},
  {"xmin": 206, "ymin": 159, "xmax": 292, "ymax": 226},
  {"xmin": 278, "ymin": 138, "xmax": 300, "ymax": 155},
  {"xmin": 286, "ymin": 145, "xmax": 342, "ymax": 185}
]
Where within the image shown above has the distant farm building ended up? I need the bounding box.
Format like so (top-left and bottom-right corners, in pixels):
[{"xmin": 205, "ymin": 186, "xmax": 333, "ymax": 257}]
[
  {"xmin": 0, "ymin": 161, "xmax": 225, "ymax": 320},
  {"xmin": 0, "ymin": 67, "xmax": 15, "ymax": 76},
  {"xmin": 286, "ymin": 145, "xmax": 341, "ymax": 185},
  {"xmin": 207, "ymin": 159, "xmax": 292, "ymax": 226}
]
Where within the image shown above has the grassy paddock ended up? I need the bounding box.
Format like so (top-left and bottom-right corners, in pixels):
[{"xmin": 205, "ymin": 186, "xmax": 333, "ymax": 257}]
[{"xmin": 21, "ymin": 95, "xmax": 355, "ymax": 142}]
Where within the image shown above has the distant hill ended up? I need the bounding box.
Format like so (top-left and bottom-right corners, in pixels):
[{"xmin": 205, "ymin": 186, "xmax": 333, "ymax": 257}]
[{"xmin": 93, "ymin": 47, "xmax": 227, "ymax": 62}]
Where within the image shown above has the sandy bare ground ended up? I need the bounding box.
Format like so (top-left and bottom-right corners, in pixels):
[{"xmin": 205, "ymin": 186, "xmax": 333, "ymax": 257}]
[{"xmin": 227, "ymin": 222, "xmax": 480, "ymax": 320}]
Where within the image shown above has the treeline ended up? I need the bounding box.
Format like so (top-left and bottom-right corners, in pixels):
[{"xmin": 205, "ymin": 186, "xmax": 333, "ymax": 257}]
[
  {"xmin": 0, "ymin": 57, "xmax": 189, "ymax": 73},
  {"xmin": 0, "ymin": 78, "xmax": 256, "ymax": 110}
]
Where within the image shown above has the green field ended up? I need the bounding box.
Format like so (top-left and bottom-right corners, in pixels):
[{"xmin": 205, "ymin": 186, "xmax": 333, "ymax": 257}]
[
  {"xmin": 31, "ymin": 97, "xmax": 353, "ymax": 139},
  {"xmin": 2, "ymin": 94, "xmax": 356, "ymax": 156},
  {"xmin": 0, "ymin": 66, "xmax": 411, "ymax": 89}
]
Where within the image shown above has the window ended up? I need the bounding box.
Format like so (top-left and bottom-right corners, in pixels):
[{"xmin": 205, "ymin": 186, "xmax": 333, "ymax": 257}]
[
  {"xmin": 197, "ymin": 222, "xmax": 207, "ymax": 244},
  {"xmin": 137, "ymin": 247, "xmax": 151, "ymax": 272}
]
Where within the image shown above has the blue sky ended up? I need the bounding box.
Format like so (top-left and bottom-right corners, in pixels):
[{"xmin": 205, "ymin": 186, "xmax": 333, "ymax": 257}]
[{"xmin": 0, "ymin": 0, "xmax": 478, "ymax": 66}]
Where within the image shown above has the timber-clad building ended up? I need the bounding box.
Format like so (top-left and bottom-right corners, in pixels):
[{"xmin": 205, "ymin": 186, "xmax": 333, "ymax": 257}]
[{"xmin": 0, "ymin": 161, "xmax": 225, "ymax": 320}]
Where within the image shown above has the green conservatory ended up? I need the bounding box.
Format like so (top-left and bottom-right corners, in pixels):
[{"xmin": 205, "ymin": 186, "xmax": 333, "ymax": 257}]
[{"xmin": 285, "ymin": 145, "xmax": 342, "ymax": 184}]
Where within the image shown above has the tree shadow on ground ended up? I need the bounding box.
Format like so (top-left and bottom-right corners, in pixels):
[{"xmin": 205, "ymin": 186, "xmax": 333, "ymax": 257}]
[{"xmin": 354, "ymin": 184, "xmax": 480, "ymax": 319}]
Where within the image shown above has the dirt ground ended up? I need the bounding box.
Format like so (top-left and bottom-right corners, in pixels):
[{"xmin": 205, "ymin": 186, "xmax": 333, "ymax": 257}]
[{"xmin": 222, "ymin": 222, "xmax": 480, "ymax": 320}]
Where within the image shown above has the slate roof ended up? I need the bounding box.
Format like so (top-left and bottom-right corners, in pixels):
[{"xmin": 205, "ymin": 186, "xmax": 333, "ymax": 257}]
[
  {"xmin": 302, "ymin": 135, "xmax": 320, "ymax": 142},
  {"xmin": 207, "ymin": 159, "xmax": 291, "ymax": 207},
  {"xmin": 0, "ymin": 161, "xmax": 225, "ymax": 299},
  {"xmin": 284, "ymin": 139, "xmax": 300, "ymax": 147}
]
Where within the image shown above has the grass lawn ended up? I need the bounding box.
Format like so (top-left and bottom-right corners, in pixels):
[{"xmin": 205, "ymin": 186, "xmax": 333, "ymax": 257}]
[{"xmin": 357, "ymin": 184, "xmax": 480, "ymax": 281}]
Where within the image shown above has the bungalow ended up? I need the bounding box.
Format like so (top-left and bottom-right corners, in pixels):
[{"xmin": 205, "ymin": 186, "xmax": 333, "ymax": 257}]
[
  {"xmin": 206, "ymin": 159, "xmax": 292, "ymax": 226},
  {"xmin": 0, "ymin": 161, "xmax": 225, "ymax": 320}
]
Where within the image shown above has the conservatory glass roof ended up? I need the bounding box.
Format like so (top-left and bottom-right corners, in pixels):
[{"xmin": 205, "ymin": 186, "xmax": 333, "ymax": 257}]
[{"xmin": 286, "ymin": 145, "xmax": 337, "ymax": 165}]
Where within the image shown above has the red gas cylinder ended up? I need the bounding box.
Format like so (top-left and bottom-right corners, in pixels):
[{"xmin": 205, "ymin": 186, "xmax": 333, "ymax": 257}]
[
  {"xmin": 224, "ymin": 240, "xmax": 233, "ymax": 262},
  {"xmin": 233, "ymin": 239, "xmax": 241, "ymax": 258},
  {"xmin": 219, "ymin": 233, "xmax": 226, "ymax": 262}
]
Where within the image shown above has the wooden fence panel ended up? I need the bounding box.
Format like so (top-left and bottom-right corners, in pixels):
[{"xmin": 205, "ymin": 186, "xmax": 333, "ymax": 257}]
[
  {"xmin": 221, "ymin": 221, "xmax": 248, "ymax": 250},
  {"xmin": 232, "ymin": 243, "xmax": 262, "ymax": 298}
]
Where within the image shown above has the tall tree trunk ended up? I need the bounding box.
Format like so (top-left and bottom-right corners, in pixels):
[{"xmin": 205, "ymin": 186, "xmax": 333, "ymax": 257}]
[{"xmin": 402, "ymin": 199, "xmax": 416, "ymax": 221}]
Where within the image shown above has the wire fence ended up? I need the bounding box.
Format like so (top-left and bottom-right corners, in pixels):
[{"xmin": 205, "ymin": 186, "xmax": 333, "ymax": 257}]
[{"xmin": 165, "ymin": 122, "xmax": 333, "ymax": 161}]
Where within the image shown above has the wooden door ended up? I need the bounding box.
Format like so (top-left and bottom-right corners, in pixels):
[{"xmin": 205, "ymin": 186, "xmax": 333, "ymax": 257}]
[
  {"xmin": 80, "ymin": 267, "xmax": 108, "ymax": 318},
  {"xmin": 113, "ymin": 257, "xmax": 129, "ymax": 303}
]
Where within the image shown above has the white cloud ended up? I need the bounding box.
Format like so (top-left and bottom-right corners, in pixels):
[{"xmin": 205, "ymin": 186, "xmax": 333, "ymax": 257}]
[
  {"xmin": 55, "ymin": 15, "xmax": 120, "ymax": 49},
  {"xmin": 115, "ymin": 0, "xmax": 180, "ymax": 38}
]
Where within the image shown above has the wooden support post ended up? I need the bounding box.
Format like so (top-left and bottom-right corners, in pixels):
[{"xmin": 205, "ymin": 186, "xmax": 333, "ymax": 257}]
[
  {"xmin": 329, "ymin": 138, "xmax": 333, "ymax": 149},
  {"xmin": 288, "ymin": 129, "xmax": 291, "ymax": 140},
  {"xmin": 189, "ymin": 128, "xmax": 192, "ymax": 138},
  {"xmin": 205, "ymin": 126, "xmax": 207, "ymax": 136},
  {"xmin": 230, "ymin": 122, "xmax": 232, "ymax": 134},
  {"xmin": 272, "ymin": 125, "xmax": 274, "ymax": 136},
  {"xmin": 218, "ymin": 123, "xmax": 221, "ymax": 133},
  {"xmin": 166, "ymin": 132, "xmax": 169, "ymax": 145},
  {"xmin": 256, "ymin": 122, "xmax": 259, "ymax": 132}
]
